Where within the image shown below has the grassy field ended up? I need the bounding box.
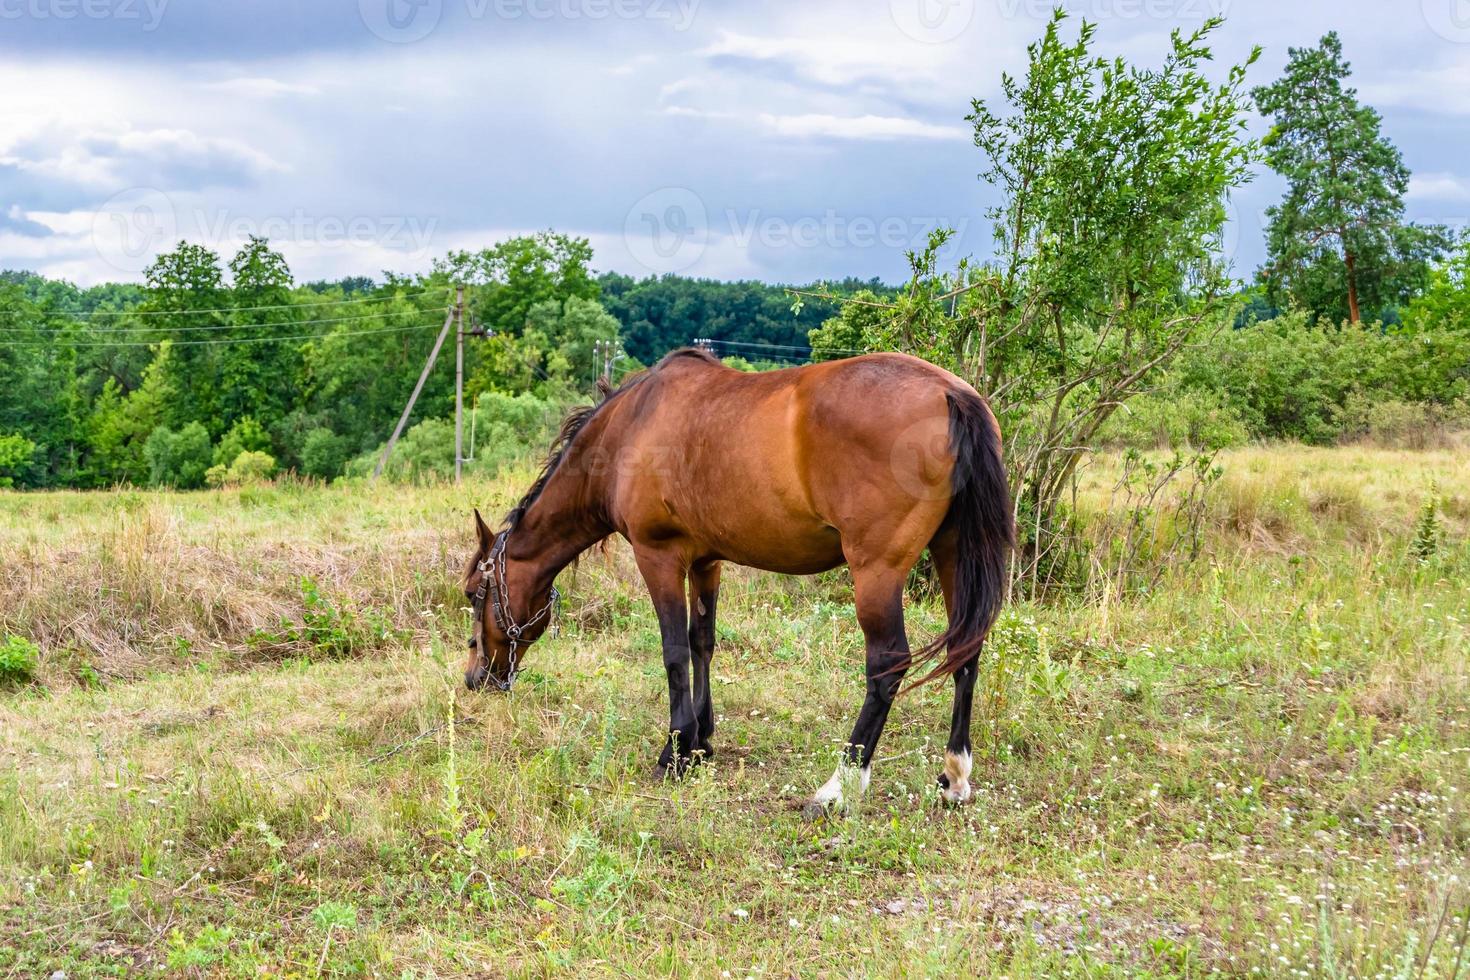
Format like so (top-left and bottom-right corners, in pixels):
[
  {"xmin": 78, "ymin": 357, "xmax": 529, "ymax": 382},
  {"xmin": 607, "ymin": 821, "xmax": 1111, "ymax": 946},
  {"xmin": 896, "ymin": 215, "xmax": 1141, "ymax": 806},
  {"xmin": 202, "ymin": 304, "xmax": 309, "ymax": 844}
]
[{"xmin": 2, "ymin": 444, "xmax": 1468, "ymax": 977}]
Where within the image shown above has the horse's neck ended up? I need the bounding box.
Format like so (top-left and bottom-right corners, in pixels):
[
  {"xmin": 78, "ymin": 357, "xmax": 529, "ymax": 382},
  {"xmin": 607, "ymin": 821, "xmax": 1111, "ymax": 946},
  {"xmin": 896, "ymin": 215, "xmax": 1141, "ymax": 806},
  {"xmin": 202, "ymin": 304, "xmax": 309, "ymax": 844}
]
[{"xmin": 509, "ymin": 440, "xmax": 613, "ymax": 582}]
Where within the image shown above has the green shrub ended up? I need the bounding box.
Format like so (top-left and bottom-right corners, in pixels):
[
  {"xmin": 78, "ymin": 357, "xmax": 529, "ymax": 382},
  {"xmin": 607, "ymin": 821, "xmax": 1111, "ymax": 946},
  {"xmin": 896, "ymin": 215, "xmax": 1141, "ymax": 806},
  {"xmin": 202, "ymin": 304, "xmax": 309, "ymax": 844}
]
[
  {"xmin": 0, "ymin": 635, "xmax": 40, "ymax": 684},
  {"xmin": 1101, "ymin": 388, "xmax": 1248, "ymax": 451},
  {"xmin": 213, "ymin": 416, "xmax": 272, "ymax": 468},
  {"xmin": 143, "ymin": 422, "xmax": 213, "ymax": 488},
  {"xmin": 1335, "ymin": 393, "xmax": 1470, "ymax": 449},
  {"xmin": 1174, "ymin": 314, "xmax": 1470, "ymax": 443},
  {"xmin": 300, "ymin": 428, "xmax": 352, "ymax": 480},
  {"xmin": 206, "ymin": 450, "xmax": 278, "ymax": 488},
  {"xmin": 347, "ymin": 392, "xmax": 563, "ymax": 483},
  {"xmin": 0, "ymin": 432, "xmax": 36, "ymax": 488}
]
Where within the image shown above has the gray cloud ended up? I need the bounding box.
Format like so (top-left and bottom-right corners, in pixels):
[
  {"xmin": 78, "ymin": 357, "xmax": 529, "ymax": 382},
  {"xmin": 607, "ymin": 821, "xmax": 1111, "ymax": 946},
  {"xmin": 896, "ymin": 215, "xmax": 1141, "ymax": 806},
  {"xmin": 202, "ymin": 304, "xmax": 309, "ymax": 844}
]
[{"xmin": 2, "ymin": 0, "xmax": 1468, "ymax": 286}]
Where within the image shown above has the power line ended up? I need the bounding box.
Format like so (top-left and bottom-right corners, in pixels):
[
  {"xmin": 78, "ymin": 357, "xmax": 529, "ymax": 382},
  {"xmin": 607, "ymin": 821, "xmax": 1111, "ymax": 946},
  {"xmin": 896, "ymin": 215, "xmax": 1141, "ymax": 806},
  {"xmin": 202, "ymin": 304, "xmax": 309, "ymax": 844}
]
[
  {"xmin": 702, "ymin": 337, "xmax": 868, "ymax": 356},
  {"xmin": 0, "ymin": 306, "xmax": 451, "ymax": 335},
  {"xmin": 59, "ymin": 286, "xmax": 450, "ymax": 318},
  {"xmin": 0, "ymin": 319, "xmax": 446, "ymax": 349}
]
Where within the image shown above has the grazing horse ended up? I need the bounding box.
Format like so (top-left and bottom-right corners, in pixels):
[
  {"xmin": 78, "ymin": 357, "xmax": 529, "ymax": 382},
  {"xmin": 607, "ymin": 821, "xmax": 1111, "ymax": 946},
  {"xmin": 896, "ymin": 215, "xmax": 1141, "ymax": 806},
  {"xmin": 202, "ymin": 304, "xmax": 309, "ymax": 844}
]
[{"xmin": 465, "ymin": 348, "xmax": 1012, "ymax": 812}]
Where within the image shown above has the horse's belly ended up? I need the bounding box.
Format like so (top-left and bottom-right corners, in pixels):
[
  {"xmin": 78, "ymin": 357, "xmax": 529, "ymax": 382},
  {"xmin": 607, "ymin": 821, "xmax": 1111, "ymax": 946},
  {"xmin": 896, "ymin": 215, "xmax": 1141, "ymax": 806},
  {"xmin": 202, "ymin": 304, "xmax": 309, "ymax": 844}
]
[{"xmin": 701, "ymin": 519, "xmax": 845, "ymax": 576}]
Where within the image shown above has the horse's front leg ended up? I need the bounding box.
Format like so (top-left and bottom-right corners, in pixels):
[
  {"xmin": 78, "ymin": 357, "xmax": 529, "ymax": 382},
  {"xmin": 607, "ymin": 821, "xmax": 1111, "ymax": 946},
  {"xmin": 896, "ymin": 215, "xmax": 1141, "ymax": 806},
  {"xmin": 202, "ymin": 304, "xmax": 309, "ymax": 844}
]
[{"xmin": 633, "ymin": 546, "xmax": 699, "ymax": 777}]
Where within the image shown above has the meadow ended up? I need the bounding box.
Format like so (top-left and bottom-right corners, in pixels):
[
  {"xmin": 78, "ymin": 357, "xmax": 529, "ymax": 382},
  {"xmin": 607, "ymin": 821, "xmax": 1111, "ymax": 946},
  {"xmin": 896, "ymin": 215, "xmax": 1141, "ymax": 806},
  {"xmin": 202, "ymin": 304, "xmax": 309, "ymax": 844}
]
[{"xmin": 1, "ymin": 443, "xmax": 1467, "ymax": 977}]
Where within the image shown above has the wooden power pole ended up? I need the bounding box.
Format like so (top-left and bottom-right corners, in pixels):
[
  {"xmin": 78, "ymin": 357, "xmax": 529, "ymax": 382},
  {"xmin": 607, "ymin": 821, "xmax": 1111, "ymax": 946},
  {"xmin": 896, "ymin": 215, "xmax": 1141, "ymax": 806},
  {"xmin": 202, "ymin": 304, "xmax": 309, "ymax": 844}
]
[
  {"xmin": 454, "ymin": 285, "xmax": 465, "ymax": 483},
  {"xmin": 372, "ymin": 288, "xmax": 464, "ymax": 482}
]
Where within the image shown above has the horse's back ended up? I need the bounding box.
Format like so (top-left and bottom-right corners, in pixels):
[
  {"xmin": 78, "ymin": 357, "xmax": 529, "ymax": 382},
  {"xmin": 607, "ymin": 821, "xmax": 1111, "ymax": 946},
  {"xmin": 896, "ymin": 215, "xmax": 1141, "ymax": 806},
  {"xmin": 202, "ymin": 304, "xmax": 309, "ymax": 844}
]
[{"xmin": 609, "ymin": 351, "xmax": 970, "ymax": 572}]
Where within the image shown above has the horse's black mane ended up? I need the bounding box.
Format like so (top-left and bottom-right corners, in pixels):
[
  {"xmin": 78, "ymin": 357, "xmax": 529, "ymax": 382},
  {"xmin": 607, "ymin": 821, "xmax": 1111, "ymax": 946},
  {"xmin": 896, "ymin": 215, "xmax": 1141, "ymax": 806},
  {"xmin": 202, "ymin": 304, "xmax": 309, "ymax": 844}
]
[{"xmin": 499, "ymin": 347, "xmax": 718, "ymax": 533}]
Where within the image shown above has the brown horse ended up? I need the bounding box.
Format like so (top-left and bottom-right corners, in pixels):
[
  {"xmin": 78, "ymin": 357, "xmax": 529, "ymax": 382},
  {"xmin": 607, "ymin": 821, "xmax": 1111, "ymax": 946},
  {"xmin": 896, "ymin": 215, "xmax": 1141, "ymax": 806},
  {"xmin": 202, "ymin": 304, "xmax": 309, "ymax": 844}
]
[{"xmin": 465, "ymin": 348, "xmax": 1012, "ymax": 812}]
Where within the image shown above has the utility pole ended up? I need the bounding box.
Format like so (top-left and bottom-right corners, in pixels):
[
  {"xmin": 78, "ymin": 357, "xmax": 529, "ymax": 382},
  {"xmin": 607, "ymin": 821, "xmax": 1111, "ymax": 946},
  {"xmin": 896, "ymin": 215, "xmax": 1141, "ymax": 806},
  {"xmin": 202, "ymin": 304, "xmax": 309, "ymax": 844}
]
[
  {"xmin": 454, "ymin": 284, "xmax": 465, "ymax": 484},
  {"xmin": 372, "ymin": 290, "xmax": 462, "ymax": 482},
  {"xmin": 603, "ymin": 340, "xmax": 620, "ymax": 383}
]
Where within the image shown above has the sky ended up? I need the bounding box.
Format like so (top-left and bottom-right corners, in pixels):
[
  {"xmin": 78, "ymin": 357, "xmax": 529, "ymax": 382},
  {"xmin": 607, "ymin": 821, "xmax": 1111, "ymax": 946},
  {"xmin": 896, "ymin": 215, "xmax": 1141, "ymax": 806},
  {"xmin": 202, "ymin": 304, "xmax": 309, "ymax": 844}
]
[{"xmin": 2, "ymin": 0, "xmax": 1469, "ymax": 288}]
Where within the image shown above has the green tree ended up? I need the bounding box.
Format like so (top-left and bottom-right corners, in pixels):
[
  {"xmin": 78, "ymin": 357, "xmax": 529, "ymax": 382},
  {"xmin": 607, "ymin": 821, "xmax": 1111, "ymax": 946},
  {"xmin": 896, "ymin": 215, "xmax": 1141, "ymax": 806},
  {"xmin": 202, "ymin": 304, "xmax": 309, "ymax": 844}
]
[
  {"xmin": 1403, "ymin": 236, "xmax": 1470, "ymax": 332},
  {"xmin": 140, "ymin": 242, "xmax": 229, "ymax": 431},
  {"xmin": 143, "ymin": 422, "xmax": 213, "ymax": 488},
  {"xmin": 213, "ymin": 416, "xmax": 272, "ymax": 468},
  {"xmin": 0, "ymin": 433, "xmax": 35, "ymax": 488},
  {"xmin": 437, "ymin": 233, "xmax": 599, "ymax": 338},
  {"xmin": 300, "ymin": 427, "xmax": 352, "ymax": 480},
  {"xmin": 803, "ymin": 13, "xmax": 1259, "ymax": 592},
  {"xmin": 806, "ymin": 289, "xmax": 886, "ymax": 360},
  {"xmin": 1253, "ymin": 33, "xmax": 1448, "ymax": 323},
  {"xmin": 86, "ymin": 343, "xmax": 180, "ymax": 485},
  {"xmin": 221, "ymin": 237, "xmax": 302, "ymax": 432}
]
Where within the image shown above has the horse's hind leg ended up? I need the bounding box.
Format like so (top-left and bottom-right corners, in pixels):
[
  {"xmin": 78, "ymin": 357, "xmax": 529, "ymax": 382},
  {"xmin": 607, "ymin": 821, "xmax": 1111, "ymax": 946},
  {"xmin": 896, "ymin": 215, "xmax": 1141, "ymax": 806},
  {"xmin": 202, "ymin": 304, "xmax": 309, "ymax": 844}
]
[
  {"xmin": 806, "ymin": 564, "xmax": 909, "ymax": 817},
  {"xmin": 687, "ymin": 560, "xmax": 721, "ymax": 759},
  {"xmin": 931, "ymin": 530, "xmax": 976, "ymax": 804}
]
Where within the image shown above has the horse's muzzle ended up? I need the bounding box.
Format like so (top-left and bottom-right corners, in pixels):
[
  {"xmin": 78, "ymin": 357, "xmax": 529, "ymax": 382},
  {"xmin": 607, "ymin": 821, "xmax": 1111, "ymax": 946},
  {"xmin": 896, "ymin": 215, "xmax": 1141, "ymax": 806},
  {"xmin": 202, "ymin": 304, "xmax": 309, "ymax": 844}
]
[{"xmin": 464, "ymin": 665, "xmax": 510, "ymax": 692}]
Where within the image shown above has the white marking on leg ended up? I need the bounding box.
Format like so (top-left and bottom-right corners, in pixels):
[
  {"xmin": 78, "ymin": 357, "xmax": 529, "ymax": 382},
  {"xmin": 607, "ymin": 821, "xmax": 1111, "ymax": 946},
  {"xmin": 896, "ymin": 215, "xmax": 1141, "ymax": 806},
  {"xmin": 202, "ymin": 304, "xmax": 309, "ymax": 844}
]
[
  {"xmin": 941, "ymin": 749, "xmax": 972, "ymax": 804},
  {"xmin": 811, "ymin": 761, "xmax": 871, "ymax": 810}
]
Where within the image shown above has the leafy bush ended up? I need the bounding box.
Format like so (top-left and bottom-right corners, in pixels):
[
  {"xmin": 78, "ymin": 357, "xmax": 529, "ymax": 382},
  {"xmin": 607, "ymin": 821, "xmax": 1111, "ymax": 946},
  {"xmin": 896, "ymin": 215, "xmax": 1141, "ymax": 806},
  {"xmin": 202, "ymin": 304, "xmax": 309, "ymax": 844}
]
[
  {"xmin": 206, "ymin": 450, "xmax": 277, "ymax": 487},
  {"xmin": 1100, "ymin": 388, "xmax": 1248, "ymax": 451},
  {"xmin": 0, "ymin": 432, "xmax": 36, "ymax": 487},
  {"xmin": 347, "ymin": 392, "xmax": 563, "ymax": 483},
  {"xmin": 213, "ymin": 416, "xmax": 272, "ymax": 468},
  {"xmin": 300, "ymin": 427, "xmax": 352, "ymax": 480},
  {"xmin": 143, "ymin": 422, "xmax": 213, "ymax": 488},
  {"xmin": 1174, "ymin": 314, "xmax": 1470, "ymax": 443},
  {"xmin": 1335, "ymin": 393, "xmax": 1470, "ymax": 449},
  {"xmin": 0, "ymin": 635, "xmax": 40, "ymax": 684}
]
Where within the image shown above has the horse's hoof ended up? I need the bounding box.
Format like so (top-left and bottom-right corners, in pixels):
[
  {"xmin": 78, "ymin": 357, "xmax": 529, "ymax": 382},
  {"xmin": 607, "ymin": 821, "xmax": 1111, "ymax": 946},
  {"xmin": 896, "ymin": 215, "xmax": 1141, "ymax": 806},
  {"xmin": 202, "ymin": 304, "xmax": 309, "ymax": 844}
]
[
  {"xmin": 801, "ymin": 800, "xmax": 833, "ymax": 822},
  {"xmin": 937, "ymin": 773, "xmax": 972, "ymax": 806}
]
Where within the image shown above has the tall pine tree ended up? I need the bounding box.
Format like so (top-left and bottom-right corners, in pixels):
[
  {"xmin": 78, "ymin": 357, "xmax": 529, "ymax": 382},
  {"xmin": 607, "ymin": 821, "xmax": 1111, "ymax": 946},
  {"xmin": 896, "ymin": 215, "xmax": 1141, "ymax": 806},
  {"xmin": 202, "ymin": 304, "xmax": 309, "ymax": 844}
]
[{"xmin": 1253, "ymin": 33, "xmax": 1447, "ymax": 323}]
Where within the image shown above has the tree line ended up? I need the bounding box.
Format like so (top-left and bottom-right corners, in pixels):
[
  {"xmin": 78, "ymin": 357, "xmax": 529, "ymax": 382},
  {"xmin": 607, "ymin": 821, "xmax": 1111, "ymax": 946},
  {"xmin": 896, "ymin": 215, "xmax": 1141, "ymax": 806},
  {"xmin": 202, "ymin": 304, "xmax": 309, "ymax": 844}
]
[{"xmin": 0, "ymin": 234, "xmax": 865, "ymax": 489}]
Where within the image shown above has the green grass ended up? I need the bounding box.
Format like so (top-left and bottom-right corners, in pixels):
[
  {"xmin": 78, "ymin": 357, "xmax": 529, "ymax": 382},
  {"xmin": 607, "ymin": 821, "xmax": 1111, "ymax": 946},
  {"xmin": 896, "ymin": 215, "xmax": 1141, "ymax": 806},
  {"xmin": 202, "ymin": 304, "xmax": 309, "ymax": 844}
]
[{"xmin": 1, "ymin": 445, "xmax": 1468, "ymax": 977}]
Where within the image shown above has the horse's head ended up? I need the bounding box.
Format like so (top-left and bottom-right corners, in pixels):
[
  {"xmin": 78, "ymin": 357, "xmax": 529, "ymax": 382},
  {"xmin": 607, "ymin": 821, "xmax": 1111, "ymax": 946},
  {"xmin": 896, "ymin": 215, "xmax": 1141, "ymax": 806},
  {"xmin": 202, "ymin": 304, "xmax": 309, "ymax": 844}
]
[{"xmin": 464, "ymin": 509, "xmax": 559, "ymax": 692}]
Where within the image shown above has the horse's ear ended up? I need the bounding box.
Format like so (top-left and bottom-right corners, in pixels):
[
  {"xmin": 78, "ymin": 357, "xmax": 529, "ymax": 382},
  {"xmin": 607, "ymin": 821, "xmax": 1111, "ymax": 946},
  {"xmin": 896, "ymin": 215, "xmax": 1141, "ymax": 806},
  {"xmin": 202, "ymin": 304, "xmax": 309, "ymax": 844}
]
[{"xmin": 473, "ymin": 508, "xmax": 493, "ymax": 552}]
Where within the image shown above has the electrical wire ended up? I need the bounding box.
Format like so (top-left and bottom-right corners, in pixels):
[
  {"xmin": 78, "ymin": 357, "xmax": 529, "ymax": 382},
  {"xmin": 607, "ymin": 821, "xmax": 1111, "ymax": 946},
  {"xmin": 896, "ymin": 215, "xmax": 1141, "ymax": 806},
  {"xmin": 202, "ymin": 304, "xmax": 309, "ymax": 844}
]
[
  {"xmin": 701, "ymin": 337, "xmax": 867, "ymax": 356},
  {"xmin": 0, "ymin": 306, "xmax": 451, "ymax": 335},
  {"xmin": 0, "ymin": 318, "xmax": 446, "ymax": 349},
  {"xmin": 58, "ymin": 286, "xmax": 450, "ymax": 318}
]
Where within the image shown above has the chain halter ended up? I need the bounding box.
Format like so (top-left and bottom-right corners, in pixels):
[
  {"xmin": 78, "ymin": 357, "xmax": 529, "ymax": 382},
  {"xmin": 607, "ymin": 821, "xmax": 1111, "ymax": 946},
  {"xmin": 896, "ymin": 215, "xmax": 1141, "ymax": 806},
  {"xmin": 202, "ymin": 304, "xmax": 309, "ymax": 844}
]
[{"xmin": 472, "ymin": 529, "xmax": 560, "ymax": 692}]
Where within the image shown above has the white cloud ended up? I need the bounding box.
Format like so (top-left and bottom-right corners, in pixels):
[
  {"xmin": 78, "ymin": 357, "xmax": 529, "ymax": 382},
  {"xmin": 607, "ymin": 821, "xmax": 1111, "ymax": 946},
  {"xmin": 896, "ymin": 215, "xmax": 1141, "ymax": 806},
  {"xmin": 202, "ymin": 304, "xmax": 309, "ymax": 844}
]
[
  {"xmin": 699, "ymin": 30, "xmax": 941, "ymax": 89},
  {"xmin": 203, "ymin": 77, "xmax": 321, "ymax": 99},
  {"xmin": 1360, "ymin": 62, "xmax": 1470, "ymax": 117},
  {"xmin": 610, "ymin": 54, "xmax": 657, "ymax": 76},
  {"xmin": 756, "ymin": 112, "xmax": 968, "ymax": 142},
  {"xmin": 1408, "ymin": 172, "xmax": 1470, "ymax": 202},
  {"xmin": 1, "ymin": 124, "xmax": 286, "ymax": 192}
]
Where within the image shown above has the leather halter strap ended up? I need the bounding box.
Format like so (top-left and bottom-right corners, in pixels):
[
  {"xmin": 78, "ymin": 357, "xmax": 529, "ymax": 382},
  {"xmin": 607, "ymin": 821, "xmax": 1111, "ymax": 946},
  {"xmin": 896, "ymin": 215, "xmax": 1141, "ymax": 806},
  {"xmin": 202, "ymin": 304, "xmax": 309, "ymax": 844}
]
[{"xmin": 472, "ymin": 529, "xmax": 560, "ymax": 691}]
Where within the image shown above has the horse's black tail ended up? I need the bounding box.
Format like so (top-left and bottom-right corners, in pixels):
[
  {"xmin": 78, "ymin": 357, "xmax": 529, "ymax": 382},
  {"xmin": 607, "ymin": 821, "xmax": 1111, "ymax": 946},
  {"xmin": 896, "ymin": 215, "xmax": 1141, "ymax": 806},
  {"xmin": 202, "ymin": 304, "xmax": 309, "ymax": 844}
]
[{"xmin": 905, "ymin": 389, "xmax": 1014, "ymax": 691}]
